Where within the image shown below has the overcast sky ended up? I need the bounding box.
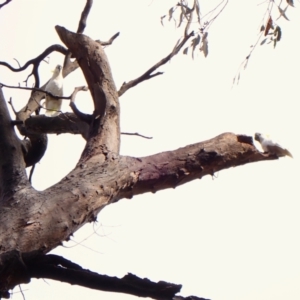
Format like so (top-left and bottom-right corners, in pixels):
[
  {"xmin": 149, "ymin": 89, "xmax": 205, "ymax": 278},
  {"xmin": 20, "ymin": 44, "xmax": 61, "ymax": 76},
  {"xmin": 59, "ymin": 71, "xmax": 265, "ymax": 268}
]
[{"xmin": 1, "ymin": 1, "xmax": 300, "ymax": 300}]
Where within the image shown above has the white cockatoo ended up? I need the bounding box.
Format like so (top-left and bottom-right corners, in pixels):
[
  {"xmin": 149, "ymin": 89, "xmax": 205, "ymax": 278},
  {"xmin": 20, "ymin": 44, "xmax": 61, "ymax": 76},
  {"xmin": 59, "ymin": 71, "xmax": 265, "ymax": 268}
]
[
  {"xmin": 254, "ymin": 133, "xmax": 293, "ymax": 158},
  {"xmin": 44, "ymin": 64, "xmax": 63, "ymax": 117}
]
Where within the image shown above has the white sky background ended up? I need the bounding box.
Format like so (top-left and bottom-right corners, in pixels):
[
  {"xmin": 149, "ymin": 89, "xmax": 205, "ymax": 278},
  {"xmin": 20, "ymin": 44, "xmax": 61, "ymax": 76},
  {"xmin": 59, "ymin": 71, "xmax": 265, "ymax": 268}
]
[{"xmin": 1, "ymin": 1, "xmax": 300, "ymax": 300}]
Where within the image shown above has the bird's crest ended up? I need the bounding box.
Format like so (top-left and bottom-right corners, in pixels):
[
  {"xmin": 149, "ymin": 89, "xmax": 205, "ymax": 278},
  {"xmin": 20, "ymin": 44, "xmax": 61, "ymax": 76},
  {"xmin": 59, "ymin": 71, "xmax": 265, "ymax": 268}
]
[{"xmin": 51, "ymin": 64, "xmax": 63, "ymax": 76}]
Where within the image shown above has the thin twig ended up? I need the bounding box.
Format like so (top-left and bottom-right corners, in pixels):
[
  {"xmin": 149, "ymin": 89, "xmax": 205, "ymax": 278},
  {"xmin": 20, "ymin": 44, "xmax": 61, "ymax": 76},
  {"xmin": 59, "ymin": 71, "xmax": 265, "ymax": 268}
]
[
  {"xmin": 0, "ymin": 82, "xmax": 81, "ymax": 100},
  {"xmin": 29, "ymin": 165, "xmax": 35, "ymax": 184},
  {"xmin": 203, "ymin": 0, "xmax": 228, "ymax": 31},
  {"xmin": 13, "ymin": 58, "xmax": 21, "ymax": 68},
  {"xmin": 232, "ymin": 0, "xmax": 274, "ymax": 86},
  {"xmin": 95, "ymin": 32, "xmax": 120, "ymax": 46},
  {"xmin": 121, "ymin": 132, "xmax": 153, "ymax": 139},
  {"xmin": 18, "ymin": 285, "xmax": 25, "ymax": 300},
  {"xmin": 0, "ymin": 0, "xmax": 11, "ymax": 9},
  {"xmin": 77, "ymin": 0, "xmax": 93, "ymax": 34},
  {"xmin": 118, "ymin": 31, "xmax": 194, "ymax": 97},
  {"xmin": 0, "ymin": 44, "xmax": 67, "ymax": 87}
]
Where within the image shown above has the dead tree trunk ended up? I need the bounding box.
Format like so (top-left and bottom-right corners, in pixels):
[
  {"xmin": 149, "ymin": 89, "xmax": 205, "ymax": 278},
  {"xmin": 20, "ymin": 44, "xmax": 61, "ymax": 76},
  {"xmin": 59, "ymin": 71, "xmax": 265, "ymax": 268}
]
[{"xmin": 0, "ymin": 18, "xmax": 276, "ymax": 300}]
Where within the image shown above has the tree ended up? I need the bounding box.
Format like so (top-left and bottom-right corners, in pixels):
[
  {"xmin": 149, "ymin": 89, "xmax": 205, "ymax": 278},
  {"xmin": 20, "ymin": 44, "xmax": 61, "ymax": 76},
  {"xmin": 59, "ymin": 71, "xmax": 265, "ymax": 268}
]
[{"xmin": 0, "ymin": 1, "xmax": 298, "ymax": 300}]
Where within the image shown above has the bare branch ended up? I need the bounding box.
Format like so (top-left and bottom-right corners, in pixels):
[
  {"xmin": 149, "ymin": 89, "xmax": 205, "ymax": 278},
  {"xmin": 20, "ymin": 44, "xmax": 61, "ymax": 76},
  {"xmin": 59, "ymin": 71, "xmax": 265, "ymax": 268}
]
[
  {"xmin": 117, "ymin": 133, "xmax": 278, "ymax": 200},
  {"xmin": 25, "ymin": 254, "xmax": 182, "ymax": 300},
  {"xmin": 13, "ymin": 58, "xmax": 21, "ymax": 68},
  {"xmin": 70, "ymin": 86, "xmax": 89, "ymax": 102},
  {"xmin": 0, "ymin": 0, "xmax": 11, "ymax": 9},
  {"xmin": 95, "ymin": 32, "xmax": 120, "ymax": 46},
  {"xmin": 0, "ymin": 82, "xmax": 83, "ymax": 101},
  {"xmin": 28, "ymin": 165, "xmax": 35, "ymax": 184},
  {"xmin": 118, "ymin": 31, "xmax": 194, "ymax": 97},
  {"xmin": 77, "ymin": 0, "xmax": 93, "ymax": 34},
  {"xmin": 0, "ymin": 132, "xmax": 278, "ymax": 257},
  {"xmin": 24, "ymin": 113, "xmax": 89, "ymax": 140},
  {"xmin": 0, "ymin": 88, "xmax": 28, "ymax": 199},
  {"xmin": 121, "ymin": 132, "xmax": 153, "ymax": 139},
  {"xmin": 0, "ymin": 44, "xmax": 68, "ymax": 87},
  {"xmin": 56, "ymin": 25, "xmax": 120, "ymax": 157}
]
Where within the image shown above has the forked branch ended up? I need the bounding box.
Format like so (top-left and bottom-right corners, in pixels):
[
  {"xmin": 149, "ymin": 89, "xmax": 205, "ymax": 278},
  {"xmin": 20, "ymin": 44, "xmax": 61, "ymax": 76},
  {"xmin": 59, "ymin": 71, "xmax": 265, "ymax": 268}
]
[{"xmin": 0, "ymin": 44, "xmax": 68, "ymax": 87}]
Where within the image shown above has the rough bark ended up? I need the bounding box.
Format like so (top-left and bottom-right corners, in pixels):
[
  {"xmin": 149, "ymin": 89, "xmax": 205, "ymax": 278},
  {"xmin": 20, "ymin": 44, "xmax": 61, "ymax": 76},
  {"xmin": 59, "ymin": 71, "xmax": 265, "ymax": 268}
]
[
  {"xmin": 0, "ymin": 24, "xmax": 277, "ymax": 300},
  {"xmin": 0, "ymin": 88, "xmax": 29, "ymax": 201}
]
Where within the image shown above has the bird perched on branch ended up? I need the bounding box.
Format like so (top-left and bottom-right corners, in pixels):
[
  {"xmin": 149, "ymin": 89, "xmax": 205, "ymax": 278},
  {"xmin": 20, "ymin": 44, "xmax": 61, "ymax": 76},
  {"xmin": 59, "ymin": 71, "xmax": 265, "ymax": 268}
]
[
  {"xmin": 254, "ymin": 133, "xmax": 293, "ymax": 158},
  {"xmin": 44, "ymin": 64, "xmax": 63, "ymax": 117}
]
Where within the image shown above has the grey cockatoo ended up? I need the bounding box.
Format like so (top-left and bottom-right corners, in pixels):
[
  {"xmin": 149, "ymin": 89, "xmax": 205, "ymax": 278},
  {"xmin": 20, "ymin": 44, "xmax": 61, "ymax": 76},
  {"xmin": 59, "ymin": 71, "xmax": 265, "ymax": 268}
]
[
  {"xmin": 254, "ymin": 133, "xmax": 293, "ymax": 158},
  {"xmin": 44, "ymin": 64, "xmax": 63, "ymax": 117}
]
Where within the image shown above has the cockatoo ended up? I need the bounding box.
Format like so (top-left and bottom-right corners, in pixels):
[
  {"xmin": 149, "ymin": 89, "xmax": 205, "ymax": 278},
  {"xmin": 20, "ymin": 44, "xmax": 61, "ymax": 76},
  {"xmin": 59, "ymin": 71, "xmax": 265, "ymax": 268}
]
[
  {"xmin": 254, "ymin": 133, "xmax": 293, "ymax": 158},
  {"xmin": 44, "ymin": 64, "xmax": 63, "ymax": 117}
]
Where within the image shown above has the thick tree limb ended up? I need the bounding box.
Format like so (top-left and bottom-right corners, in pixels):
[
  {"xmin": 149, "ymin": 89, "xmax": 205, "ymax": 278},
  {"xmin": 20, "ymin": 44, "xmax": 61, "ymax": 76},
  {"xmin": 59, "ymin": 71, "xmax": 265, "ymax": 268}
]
[
  {"xmin": 14, "ymin": 114, "xmax": 149, "ymax": 141},
  {"xmin": 24, "ymin": 113, "xmax": 89, "ymax": 139},
  {"xmin": 27, "ymin": 254, "xmax": 181, "ymax": 300},
  {"xmin": 0, "ymin": 88, "xmax": 29, "ymax": 201},
  {"xmin": 117, "ymin": 133, "xmax": 277, "ymax": 200},
  {"xmin": 118, "ymin": 31, "xmax": 194, "ymax": 97},
  {"xmin": 0, "ymin": 133, "xmax": 276, "ymax": 297},
  {"xmin": 56, "ymin": 26, "xmax": 120, "ymax": 162},
  {"xmin": 0, "ymin": 252, "xmax": 183, "ymax": 300},
  {"xmin": 0, "ymin": 132, "xmax": 276, "ymax": 256}
]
